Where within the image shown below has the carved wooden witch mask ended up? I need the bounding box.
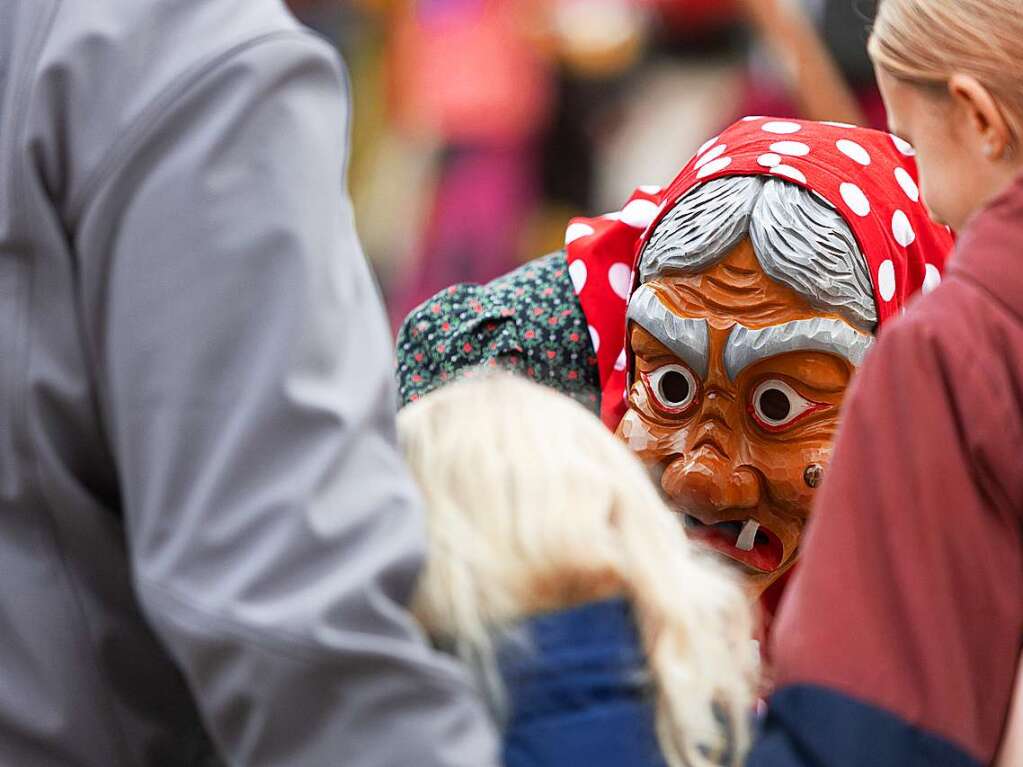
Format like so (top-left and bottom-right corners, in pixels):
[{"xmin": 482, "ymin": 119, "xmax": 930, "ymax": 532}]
[{"xmin": 565, "ymin": 118, "xmax": 954, "ymax": 596}]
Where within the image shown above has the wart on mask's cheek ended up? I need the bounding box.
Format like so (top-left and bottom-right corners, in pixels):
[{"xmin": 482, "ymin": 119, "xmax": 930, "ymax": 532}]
[{"xmin": 760, "ymin": 445, "xmax": 834, "ymax": 510}]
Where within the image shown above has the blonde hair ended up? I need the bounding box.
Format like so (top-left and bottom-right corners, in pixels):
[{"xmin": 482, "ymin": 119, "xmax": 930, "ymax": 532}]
[
  {"xmin": 398, "ymin": 374, "xmax": 756, "ymax": 767},
  {"xmin": 868, "ymin": 0, "xmax": 1023, "ymax": 138}
]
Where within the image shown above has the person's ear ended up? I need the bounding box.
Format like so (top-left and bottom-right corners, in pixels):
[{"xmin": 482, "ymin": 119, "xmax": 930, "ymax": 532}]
[{"xmin": 948, "ymin": 73, "xmax": 1013, "ymax": 160}]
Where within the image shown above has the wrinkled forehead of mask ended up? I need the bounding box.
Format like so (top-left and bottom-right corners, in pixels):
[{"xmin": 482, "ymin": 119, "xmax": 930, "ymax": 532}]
[{"xmin": 638, "ymin": 176, "xmax": 877, "ymax": 332}]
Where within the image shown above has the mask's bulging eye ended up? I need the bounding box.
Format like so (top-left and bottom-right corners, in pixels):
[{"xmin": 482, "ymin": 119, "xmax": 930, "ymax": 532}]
[
  {"xmin": 750, "ymin": 379, "xmax": 825, "ymax": 431},
  {"xmin": 644, "ymin": 364, "xmax": 698, "ymax": 414}
]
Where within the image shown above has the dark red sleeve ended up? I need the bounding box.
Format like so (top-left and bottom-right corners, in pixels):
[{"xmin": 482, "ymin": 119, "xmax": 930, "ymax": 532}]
[{"xmin": 752, "ymin": 298, "xmax": 1023, "ymax": 767}]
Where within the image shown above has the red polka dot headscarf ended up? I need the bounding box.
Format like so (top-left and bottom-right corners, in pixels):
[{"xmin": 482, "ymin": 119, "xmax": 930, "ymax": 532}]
[{"xmin": 563, "ymin": 117, "xmax": 955, "ymax": 429}]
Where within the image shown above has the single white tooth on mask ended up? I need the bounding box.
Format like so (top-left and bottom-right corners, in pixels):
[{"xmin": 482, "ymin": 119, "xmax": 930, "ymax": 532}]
[{"xmin": 736, "ymin": 519, "xmax": 760, "ymax": 552}]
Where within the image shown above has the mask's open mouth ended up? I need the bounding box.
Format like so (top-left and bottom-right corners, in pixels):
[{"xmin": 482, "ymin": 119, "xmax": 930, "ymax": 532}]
[{"xmin": 683, "ymin": 514, "xmax": 784, "ymax": 573}]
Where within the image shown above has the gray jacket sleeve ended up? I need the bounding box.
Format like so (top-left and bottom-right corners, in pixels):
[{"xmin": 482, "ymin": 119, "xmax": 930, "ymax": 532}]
[{"xmin": 70, "ymin": 28, "xmax": 498, "ymax": 767}]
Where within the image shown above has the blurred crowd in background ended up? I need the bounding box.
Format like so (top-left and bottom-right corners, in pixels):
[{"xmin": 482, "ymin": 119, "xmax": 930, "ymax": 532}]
[{"xmin": 285, "ymin": 0, "xmax": 881, "ymax": 328}]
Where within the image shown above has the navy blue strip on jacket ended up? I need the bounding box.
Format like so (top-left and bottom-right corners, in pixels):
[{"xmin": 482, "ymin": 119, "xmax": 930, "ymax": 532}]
[{"xmin": 747, "ymin": 685, "xmax": 981, "ymax": 767}]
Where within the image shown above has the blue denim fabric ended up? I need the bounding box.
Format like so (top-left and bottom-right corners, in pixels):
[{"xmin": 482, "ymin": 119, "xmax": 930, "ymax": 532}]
[
  {"xmin": 748, "ymin": 684, "xmax": 981, "ymax": 767},
  {"xmin": 499, "ymin": 599, "xmax": 669, "ymax": 767}
]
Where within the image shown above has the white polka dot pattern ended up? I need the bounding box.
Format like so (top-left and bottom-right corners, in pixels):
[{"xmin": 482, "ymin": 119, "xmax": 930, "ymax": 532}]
[
  {"xmin": 878, "ymin": 260, "xmax": 897, "ymax": 301},
  {"xmin": 894, "ymin": 166, "xmax": 919, "ymax": 202},
  {"xmin": 589, "ymin": 325, "xmax": 600, "ymax": 353},
  {"xmin": 762, "ymin": 121, "xmax": 802, "ymax": 134},
  {"xmin": 694, "ymin": 144, "xmax": 728, "ymax": 169},
  {"xmin": 891, "ymin": 210, "xmax": 916, "ymax": 246},
  {"xmin": 923, "ymin": 264, "xmax": 942, "ymax": 294},
  {"xmin": 757, "ymin": 153, "xmax": 781, "ymax": 168},
  {"xmin": 620, "ymin": 199, "xmax": 660, "ymax": 229},
  {"xmin": 565, "ymin": 222, "xmax": 595, "ymax": 246},
  {"xmin": 696, "ymin": 156, "xmax": 732, "ymax": 178},
  {"xmin": 697, "ymin": 136, "xmax": 719, "ymax": 155},
  {"xmin": 614, "ymin": 348, "xmax": 627, "ymax": 371},
  {"xmin": 608, "ymin": 263, "xmax": 632, "ymax": 300},
  {"xmin": 890, "ymin": 135, "xmax": 915, "ymax": 156},
  {"xmin": 840, "ymin": 182, "xmax": 871, "ymax": 217},
  {"xmin": 836, "ymin": 139, "xmax": 871, "ymax": 165},
  {"xmin": 569, "ymin": 259, "xmax": 588, "ymax": 294},
  {"xmin": 770, "ymin": 141, "xmax": 811, "ymax": 156},
  {"xmin": 771, "ymin": 165, "xmax": 807, "ymax": 184}
]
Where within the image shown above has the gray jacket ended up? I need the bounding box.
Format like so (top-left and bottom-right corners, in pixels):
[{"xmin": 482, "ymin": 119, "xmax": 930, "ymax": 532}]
[{"xmin": 0, "ymin": 1, "xmax": 497, "ymax": 765}]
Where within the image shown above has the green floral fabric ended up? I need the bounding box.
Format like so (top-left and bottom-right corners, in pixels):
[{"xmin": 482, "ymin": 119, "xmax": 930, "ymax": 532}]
[{"xmin": 396, "ymin": 251, "xmax": 601, "ymax": 412}]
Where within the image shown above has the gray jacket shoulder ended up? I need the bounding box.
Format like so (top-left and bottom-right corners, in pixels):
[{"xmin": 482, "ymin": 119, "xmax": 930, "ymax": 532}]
[{"xmin": 22, "ymin": 0, "xmax": 332, "ymax": 221}]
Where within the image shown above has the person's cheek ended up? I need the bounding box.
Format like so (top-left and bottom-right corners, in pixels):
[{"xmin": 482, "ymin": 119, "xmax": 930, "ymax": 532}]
[
  {"xmin": 914, "ymin": 144, "xmax": 959, "ymax": 227},
  {"xmin": 916, "ymin": 167, "xmax": 947, "ymax": 225}
]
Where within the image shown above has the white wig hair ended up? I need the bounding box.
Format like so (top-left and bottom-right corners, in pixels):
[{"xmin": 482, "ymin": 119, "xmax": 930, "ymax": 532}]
[
  {"xmin": 638, "ymin": 176, "xmax": 878, "ymax": 330},
  {"xmin": 399, "ymin": 373, "xmax": 757, "ymax": 767}
]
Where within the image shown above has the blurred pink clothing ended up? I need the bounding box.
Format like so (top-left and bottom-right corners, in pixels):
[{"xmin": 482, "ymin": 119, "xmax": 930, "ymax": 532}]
[
  {"xmin": 388, "ymin": 144, "xmax": 538, "ymax": 328},
  {"xmin": 391, "ymin": 1, "xmax": 552, "ymax": 144}
]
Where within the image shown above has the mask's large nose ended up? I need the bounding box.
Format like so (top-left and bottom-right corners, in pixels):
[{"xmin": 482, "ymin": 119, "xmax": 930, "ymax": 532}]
[
  {"xmin": 664, "ymin": 454, "xmax": 761, "ymax": 515},
  {"xmin": 662, "ymin": 373, "xmax": 761, "ymax": 516}
]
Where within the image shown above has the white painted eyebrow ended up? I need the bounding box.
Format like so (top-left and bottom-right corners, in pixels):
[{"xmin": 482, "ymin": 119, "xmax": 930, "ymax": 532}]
[
  {"xmin": 724, "ymin": 317, "xmax": 874, "ymax": 381},
  {"xmin": 626, "ymin": 285, "xmax": 709, "ymax": 378}
]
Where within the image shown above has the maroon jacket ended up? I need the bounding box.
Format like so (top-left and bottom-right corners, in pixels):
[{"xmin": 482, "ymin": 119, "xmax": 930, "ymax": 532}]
[{"xmin": 749, "ymin": 174, "xmax": 1023, "ymax": 767}]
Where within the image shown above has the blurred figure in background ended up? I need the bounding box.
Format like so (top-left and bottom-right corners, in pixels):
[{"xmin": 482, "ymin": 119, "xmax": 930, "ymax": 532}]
[
  {"xmin": 594, "ymin": 0, "xmax": 869, "ymax": 209},
  {"xmin": 399, "ymin": 374, "xmax": 757, "ymax": 767},
  {"xmin": 384, "ymin": 0, "xmax": 555, "ymax": 325},
  {"xmin": 293, "ymin": 0, "xmax": 879, "ymax": 325}
]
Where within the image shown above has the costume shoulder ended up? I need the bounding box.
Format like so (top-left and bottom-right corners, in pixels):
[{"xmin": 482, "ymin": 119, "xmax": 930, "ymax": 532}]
[{"xmin": 396, "ymin": 252, "xmax": 601, "ymax": 410}]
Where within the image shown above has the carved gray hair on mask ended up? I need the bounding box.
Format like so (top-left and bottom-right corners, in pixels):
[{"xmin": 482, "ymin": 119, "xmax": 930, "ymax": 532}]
[{"xmin": 637, "ymin": 176, "xmax": 878, "ymax": 330}]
